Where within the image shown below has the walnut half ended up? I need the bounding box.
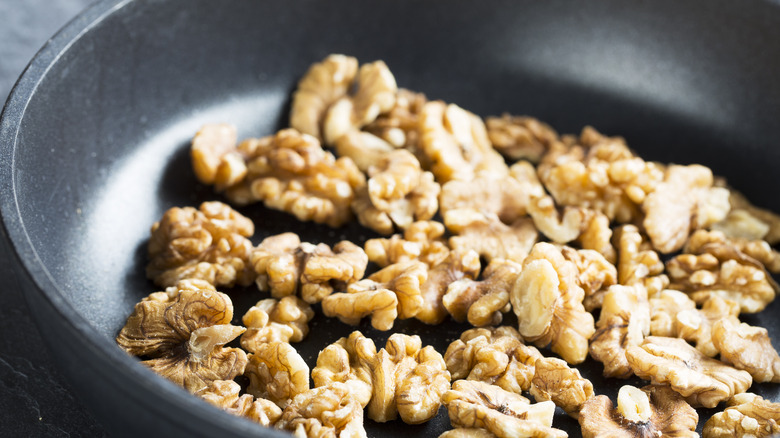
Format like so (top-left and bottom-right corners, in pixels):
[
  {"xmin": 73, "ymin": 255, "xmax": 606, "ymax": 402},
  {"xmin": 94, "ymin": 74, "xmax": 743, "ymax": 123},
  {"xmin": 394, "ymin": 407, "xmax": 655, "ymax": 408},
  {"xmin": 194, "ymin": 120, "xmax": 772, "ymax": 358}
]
[{"xmin": 703, "ymin": 393, "xmax": 780, "ymax": 438}]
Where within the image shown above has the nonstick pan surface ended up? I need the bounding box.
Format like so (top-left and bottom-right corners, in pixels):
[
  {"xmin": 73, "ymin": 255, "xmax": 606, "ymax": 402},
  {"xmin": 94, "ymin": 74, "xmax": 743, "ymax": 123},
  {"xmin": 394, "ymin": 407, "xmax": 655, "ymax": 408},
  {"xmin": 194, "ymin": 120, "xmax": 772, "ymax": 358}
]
[{"xmin": 2, "ymin": 0, "xmax": 780, "ymax": 436}]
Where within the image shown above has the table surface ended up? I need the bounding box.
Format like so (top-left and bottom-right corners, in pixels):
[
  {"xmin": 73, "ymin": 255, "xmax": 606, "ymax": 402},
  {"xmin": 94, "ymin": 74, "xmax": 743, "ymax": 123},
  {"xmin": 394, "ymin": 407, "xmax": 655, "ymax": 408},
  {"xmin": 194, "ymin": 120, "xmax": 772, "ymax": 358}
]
[{"xmin": 0, "ymin": 0, "xmax": 107, "ymax": 436}]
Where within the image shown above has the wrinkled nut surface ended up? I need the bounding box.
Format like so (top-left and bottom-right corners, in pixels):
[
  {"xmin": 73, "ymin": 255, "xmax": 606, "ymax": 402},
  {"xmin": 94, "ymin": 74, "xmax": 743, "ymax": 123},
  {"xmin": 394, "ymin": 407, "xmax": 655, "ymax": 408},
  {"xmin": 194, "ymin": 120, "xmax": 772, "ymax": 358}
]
[
  {"xmin": 276, "ymin": 382, "xmax": 367, "ymax": 438},
  {"xmin": 527, "ymin": 194, "xmax": 587, "ymax": 244},
  {"xmin": 511, "ymin": 243, "xmax": 595, "ymax": 364},
  {"xmin": 686, "ymin": 228, "xmax": 780, "ymax": 274},
  {"xmin": 529, "ymin": 357, "xmax": 594, "ymax": 419},
  {"xmin": 648, "ymin": 289, "xmax": 697, "ymax": 337},
  {"xmin": 485, "ymin": 114, "xmax": 558, "ymax": 163},
  {"xmin": 579, "ymin": 384, "xmax": 698, "ymax": 438},
  {"xmin": 364, "ymin": 88, "xmax": 428, "ymax": 152},
  {"xmin": 196, "ymin": 380, "xmax": 282, "ymax": 427},
  {"xmin": 439, "ymin": 428, "xmax": 498, "ymax": 438},
  {"xmin": 312, "ymin": 331, "xmax": 376, "ymax": 408},
  {"xmin": 615, "ymin": 225, "xmax": 669, "ymax": 298},
  {"xmin": 444, "ymin": 326, "xmax": 542, "ymax": 394},
  {"xmin": 116, "ymin": 281, "xmax": 247, "ymax": 393},
  {"xmin": 561, "ymin": 246, "xmax": 617, "ymax": 312},
  {"xmin": 240, "ymin": 296, "xmax": 314, "ymax": 351},
  {"xmin": 364, "ymin": 220, "xmax": 450, "ymax": 268},
  {"xmin": 245, "ymin": 341, "xmax": 310, "ymax": 408},
  {"xmin": 416, "ymin": 249, "xmax": 481, "ymax": 324},
  {"xmin": 712, "ymin": 318, "xmax": 780, "ymax": 383},
  {"xmin": 443, "ymin": 259, "xmax": 522, "ymax": 327},
  {"xmin": 625, "ymin": 336, "xmax": 752, "ymax": 408},
  {"xmin": 445, "ymin": 209, "xmax": 538, "ymax": 264},
  {"xmin": 675, "ymin": 296, "xmax": 739, "ymax": 357},
  {"xmin": 147, "ymin": 202, "xmax": 255, "ymax": 288},
  {"xmin": 191, "ymin": 123, "xmax": 244, "ymax": 188},
  {"xmin": 334, "ymin": 130, "xmax": 396, "ymax": 173},
  {"xmin": 442, "ymin": 380, "xmax": 566, "ymax": 438},
  {"xmin": 703, "ymin": 393, "xmax": 780, "ymax": 438},
  {"xmin": 724, "ymin": 189, "xmax": 780, "ymax": 245}
]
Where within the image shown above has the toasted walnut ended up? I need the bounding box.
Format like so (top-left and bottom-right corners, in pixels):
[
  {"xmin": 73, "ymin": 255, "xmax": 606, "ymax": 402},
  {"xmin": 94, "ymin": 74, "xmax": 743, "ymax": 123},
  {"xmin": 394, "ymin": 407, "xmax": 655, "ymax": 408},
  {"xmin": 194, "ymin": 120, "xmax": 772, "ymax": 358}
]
[
  {"xmin": 625, "ymin": 336, "xmax": 752, "ymax": 408},
  {"xmin": 561, "ymin": 246, "xmax": 617, "ymax": 312},
  {"xmin": 444, "ymin": 326, "xmax": 543, "ymax": 394},
  {"xmin": 675, "ymin": 296, "xmax": 739, "ymax": 357},
  {"xmin": 439, "ymin": 428, "xmax": 497, "ymax": 438},
  {"xmin": 722, "ymin": 189, "xmax": 780, "ymax": 245},
  {"xmin": 686, "ymin": 228, "xmax": 780, "ymax": 274},
  {"xmin": 527, "ymin": 194, "xmax": 588, "ymax": 244},
  {"xmin": 576, "ymin": 210, "xmax": 616, "ymax": 263},
  {"xmin": 529, "ymin": 357, "xmax": 594, "ymax": 418},
  {"xmin": 333, "ymin": 130, "xmax": 396, "ymax": 172},
  {"xmin": 589, "ymin": 284, "xmax": 650, "ymax": 378},
  {"xmin": 418, "ymin": 101, "xmax": 507, "ymax": 183},
  {"xmin": 252, "ymin": 233, "xmax": 368, "ymax": 303},
  {"xmin": 416, "ymin": 249, "xmax": 481, "ymax": 325},
  {"xmin": 443, "ymin": 259, "xmax": 522, "ymax": 327},
  {"xmin": 442, "ymin": 380, "xmax": 566, "ymax": 438},
  {"xmin": 511, "ymin": 242, "xmax": 595, "ymax": 364},
  {"xmin": 353, "ymin": 149, "xmax": 440, "ymax": 234},
  {"xmin": 703, "ymin": 393, "xmax": 780, "ymax": 438},
  {"xmin": 146, "ymin": 202, "xmax": 255, "ymax": 288},
  {"xmin": 196, "ymin": 380, "xmax": 282, "ymax": 427},
  {"xmin": 223, "ymin": 129, "xmax": 366, "ymax": 227},
  {"xmin": 364, "ymin": 220, "xmax": 449, "ymax": 268},
  {"xmin": 712, "ymin": 208, "xmax": 772, "ymax": 242},
  {"xmin": 275, "ymin": 382, "xmax": 366, "ymax": 438},
  {"xmin": 191, "ymin": 123, "xmax": 246, "ymax": 189},
  {"xmin": 245, "ymin": 341, "xmax": 309, "ymax": 408},
  {"xmin": 579, "ymin": 385, "xmax": 698, "ymax": 438},
  {"xmin": 485, "ymin": 114, "xmax": 558, "ymax": 163},
  {"xmin": 439, "ymin": 161, "xmax": 545, "ymax": 225},
  {"xmin": 648, "ymin": 289, "xmax": 697, "ymax": 337},
  {"xmin": 642, "ymin": 164, "xmax": 730, "ymax": 253},
  {"xmin": 364, "ymin": 88, "xmax": 427, "ymax": 151},
  {"xmin": 615, "ymin": 225, "xmax": 669, "ymax": 298},
  {"xmin": 312, "ymin": 331, "xmax": 376, "ymax": 408},
  {"xmin": 116, "ymin": 281, "xmax": 247, "ymax": 393},
  {"xmin": 240, "ymin": 296, "xmax": 314, "ymax": 351},
  {"xmin": 445, "ymin": 209, "xmax": 538, "ymax": 264},
  {"xmin": 712, "ymin": 318, "xmax": 780, "ymax": 383}
]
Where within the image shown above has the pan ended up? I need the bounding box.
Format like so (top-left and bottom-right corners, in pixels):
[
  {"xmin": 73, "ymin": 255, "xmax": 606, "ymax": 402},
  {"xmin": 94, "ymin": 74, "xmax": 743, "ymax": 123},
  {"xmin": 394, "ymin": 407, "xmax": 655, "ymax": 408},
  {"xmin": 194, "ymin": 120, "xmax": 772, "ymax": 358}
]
[{"xmin": 2, "ymin": 0, "xmax": 780, "ymax": 436}]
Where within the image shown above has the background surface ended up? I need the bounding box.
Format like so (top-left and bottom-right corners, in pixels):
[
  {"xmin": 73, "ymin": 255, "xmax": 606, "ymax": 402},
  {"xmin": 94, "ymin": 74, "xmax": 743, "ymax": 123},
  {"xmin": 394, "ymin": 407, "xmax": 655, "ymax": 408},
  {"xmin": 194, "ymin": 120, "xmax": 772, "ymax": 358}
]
[{"xmin": 0, "ymin": 0, "xmax": 107, "ymax": 435}]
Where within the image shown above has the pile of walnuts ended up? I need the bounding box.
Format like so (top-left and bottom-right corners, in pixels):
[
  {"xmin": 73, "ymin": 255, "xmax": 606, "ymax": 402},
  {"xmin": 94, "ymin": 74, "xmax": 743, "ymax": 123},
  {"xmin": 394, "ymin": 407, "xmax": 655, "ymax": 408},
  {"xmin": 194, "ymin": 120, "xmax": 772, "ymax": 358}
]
[{"xmin": 118, "ymin": 54, "xmax": 780, "ymax": 437}]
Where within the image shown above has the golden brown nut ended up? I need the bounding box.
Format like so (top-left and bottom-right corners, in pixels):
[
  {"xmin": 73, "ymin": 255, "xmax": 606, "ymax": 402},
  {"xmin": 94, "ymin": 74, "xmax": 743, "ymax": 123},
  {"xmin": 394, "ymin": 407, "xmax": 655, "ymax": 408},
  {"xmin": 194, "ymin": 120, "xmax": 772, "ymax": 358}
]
[
  {"xmin": 442, "ymin": 380, "xmax": 566, "ymax": 438},
  {"xmin": 529, "ymin": 357, "xmax": 594, "ymax": 418},
  {"xmin": 444, "ymin": 326, "xmax": 542, "ymax": 394},
  {"xmin": 511, "ymin": 242, "xmax": 595, "ymax": 364},
  {"xmin": 443, "ymin": 259, "xmax": 522, "ymax": 327},
  {"xmin": 712, "ymin": 318, "xmax": 780, "ymax": 383},
  {"xmin": 333, "ymin": 130, "xmax": 396, "ymax": 173},
  {"xmin": 418, "ymin": 101, "xmax": 508, "ymax": 183},
  {"xmin": 439, "ymin": 429, "xmax": 497, "ymax": 438},
  {"xmin": 240, "ymin": 296, "xmax": 315, "ymax": 351},
  {"xmin": 191, "ymin": 123, "xmax": 245, "ymax": 189},
  {"xmin": 275, "ymin": 382, "xmax": 366, "ymax": 438},
  {"xmin": 244, "ymin": 341, "xmax": 310, "ymax": 408},
  {"xmin": 416, "ymin": 249, "xmax": 481, "ymax": 325},
  {"xmin": 527, "ymin": 194, "xmax": 587, "ymax": 244},
  {"xmin": 577, "ymin": 209, "xmax": 616, "ymax": 263},
  {"xmin": 675, "ymin": 296, "xmax": 739, "ymax": 357},
  {"xmin": 252, "ymin": 233, "xmax": 368, "ymax": 303},
  {"xmin": 721, "ymin": 189, "xmax": 780, "ymax": 245},
  {"xmin": 445, "ymin": 209, "xmax": 538, "ymax": 264},
  {"xmin": 703, "ymin": 393, "xmax": 780, "ymax": 438},
  {"xmin": 560, "ymin": 246, "xmax": 617, "ymax": 312},
  {"xmin": 589, "ymin": 284, "xmax": 650, "ymax": 378},
  {"xmin": 146, "ymin": 202, "xmax": 255, "ymax": 288},
  {"xmin": 648, "ymin": 289, "xmax": 697, "ymax": 337},
  {"xmin": 579, "ymin": 384, "xmax": 698, "ymax": 438},
  {"xmin": 364, "ymin": 220, "xmax": 449, "ymax": 268},
  {"xmin": 686, "ymin": 228, "xmax": 780, "ymax": 274},
  {"xmin": 615, "ymin": 225, "xmax": 669, "ymax": 298},
  {"xmin": 116, "ymin": 280, "xmax": 247, "ymax": 393},
  {"xmin": 352, "ymin": 149, "xmax": 440, "ymax": 234},
  {"xmin": 625, "ymin": 336, "xmax": 752, "ymax": 408},
  {"xmin": 485, "ymin": 114, "xmax": 558, "ymax": 163},
  {"xmin": 312, "ymin": 331, "xmax": 376, "ymax": 408},
  {"xmin": 364, "ymin": 88, "xmax": 427, "ymax": 149},
  {"xmin": 195, "ymin": 380, "xmax": 282, "ymax": 427}
]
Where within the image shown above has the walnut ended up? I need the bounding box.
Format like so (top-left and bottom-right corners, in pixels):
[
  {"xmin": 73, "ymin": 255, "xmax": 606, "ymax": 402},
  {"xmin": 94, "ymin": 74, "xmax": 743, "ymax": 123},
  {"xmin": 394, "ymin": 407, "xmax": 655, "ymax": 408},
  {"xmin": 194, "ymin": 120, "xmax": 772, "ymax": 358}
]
[
  {"xmin": 642, "ymin": 164, "xmax": 730, "ymax": 253},
  {"xmin": 353, "ymin": 149, "xmax": 440, "ymax": 234},
  {"xmin": 364, "ymin": 88, "xmax": 428, "ymax": 151},
  {"xmin": 439, "ymin": 161, "xmax": 545, "ymax": 225},
  {"xmin": 648, "ymin": 289, "xmax": 697, "ymax": 337},
  {"xmin": 245, "ymin": 341, "xmax": 310, "ymax": 408},
  {"xmin": 275, "ymin": 382, "xmax": 366, "ymax": 438},
  {"xmin": 675, "ymin": 296, "xmax": 740, "ymax": 357},
  {"xmin": 579, "ymin": 384, "xmax": 698, "ymax": 438},
  {"xmin": 445, "ymin": 209, "xmax": 538, "ymax": 264},
  {"xmin": 615, "ymin": 225, "xmax": 669, "ymax": 298},
  {"xmin": 116, "ymin": 280, "xmax": 247, "ymax": 393},
  {"xmin": 443, "ymin": 259, "xmax": 522, "ymax": 326},
  {"xmin": 367, "ymin": 334, "xmax": 451, "ymax": 424},
  {"xmin": 589, "ymin": 284, "xmax": 650, "ymax": 378},
  {"xmin": 720, "ymin": 187, "xmax": 780, "ymax": 245},
  {"xmin": 485, "ymin": 114, "xmax": 558, "ymax": 163},
  {"xmin": 195, "ymin": 380, "xmax": 282, "ymax": 427},
  {"xmin": 240, "ymin": 296, "xmax": 314, "ymax": 351},
  {"xmin": 251, "ymin": 233, "xmax": 368, "ymax": 303},
  {"xmin": 312, "ymin": 331, "xmax": 376, "ymax": 408},
  {"xmin": 686, "ymin": 228, "xmax": 780, "ymax": 274},
  {"xmin": 333, "ymin": 130, "xmax": 396, "ymax": 172},
  {"xmin": 527, "ymin": 194, "xmax": 587, "ymax": 244},
  {"xmin": 191, "ymin": 123, "xmax": 246, "ymax": 189},
  {"xmin": 444, "ymin": 326, "xmax": 542, "ymax": 394},
  {"xmin": 439, "ymin": 428, "xmax": 497, "ymax": 438},
  {"xmin": 442, "ymin": 380, "xmax": 566, "ymax": 438},
  {"xmin": 703, "ymin": 393, "xmax": 780, "ymax": 438},
  {"xmin": 712, "ymin": 208, "xmax": 772, "ymax": 242},
  {"xmin": 416, "ymin": 249, "xmax": 481, "ymax": 325},
  {"xmin": 418, "ymin": 101, "xmax": 507, "ymax": 183},
  {"xmin": 712, "ymin": 318, "xmax": 780, "ymax": 383},
  {"xmin": 222, "ymin": 129, "xmax": 366, "ymax": 227},
  {"xmin": 529, "ymin": 357, "xmax": 594, "ymax": 418},
  {"xmin": 364, "ymin": 220, "xmax": 449, "ymax": 268},
  {"xmin": 576, "ymin": 210, "xmax": 616, "ymax": 263},
  {"xmin": 625, "ymin": 336, "xmax": 752, "ymax": 408},
  {"xmin": 146, "ymin": 202, "xmax": 255, "ymax": 288},
  {"xmin": 560, "ymin": 246, "xmax": 617, "ymax": 312},
  {"xmin": 511, "ymin": 242, "xmax": 595, "ymax": 364}
]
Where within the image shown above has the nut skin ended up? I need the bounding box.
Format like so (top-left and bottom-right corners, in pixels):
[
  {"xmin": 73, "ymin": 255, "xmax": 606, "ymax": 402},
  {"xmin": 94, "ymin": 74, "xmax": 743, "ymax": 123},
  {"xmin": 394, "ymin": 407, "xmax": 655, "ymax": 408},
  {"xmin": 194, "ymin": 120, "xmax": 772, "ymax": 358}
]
[
  {"xmin": 364, "ymin": 88, "xmax": 428, "ymax": 152},
  {"xmin": 443, "ymin": 259, "xmax": 523, "ymax": 327},
  {"xmin": 240, "ymin": 296, "xmax": 315, "ymax": 351},
  {"xmin": 275, "ymin": 381, "xmax": 367, "ymax": 438},
  {"xmin": 445, "ymin": 209, "xmax": 538, "ymax": 264},
  {"xmin": 416, "ymin": 249, "xmax": 481, "ymax": 325},
  {"xmin": 244, "ymin": 341, "xmax": 310, "ymax": 409},
  {"xmin": 312, "ymin": 331, "xmax": 376, "ymax": 408},
  {"xmin": 195, "ymin": 380, "xmax": 282, "ymax": 427},
  {"xmin": 364, "ymin": 220, "xmax": 449, "ymax": 268},
  {"xmin": 615, "ymin": 225, "xmax": 669, "ymax": 300},
  {"xmin": 529, "ymin": 357, "xmax": 594, "ymax": 419},
  {"xmin": 686, "ymin": 228, "xmax": 780, "ymax": 274},
  {"xmin": 561, "ymin": 246, "xmax": 617, "ymax": 312},
  {"xmin": 649, "ymin": 289, "xmax": 697, "ymax": 337},
  {"xmin": 724, "ymin": 189, "xmax": 780, "ymax": 245},
  {"xmin": 485, "ymin": 114, "xmax": 558, "ymax": 163},
  {"xmin": 191, "ymin": 123, "xmax": 242, "ymax": 187},
  {"xmin": 712, "ymin": 319, "xmax": 780, "ymax": 383},
  {"xmin": 703, "ymin": 393, "xmax": 780, "ymax": 438},
  {"xmin": 579, "ymin": 385, "xmax": 698, "ymax": 438}
]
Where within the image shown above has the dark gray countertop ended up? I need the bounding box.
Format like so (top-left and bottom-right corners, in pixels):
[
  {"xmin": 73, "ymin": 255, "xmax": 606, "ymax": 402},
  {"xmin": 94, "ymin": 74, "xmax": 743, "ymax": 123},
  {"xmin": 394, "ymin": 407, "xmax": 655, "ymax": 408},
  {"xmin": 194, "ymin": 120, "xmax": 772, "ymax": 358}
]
[{"xmin": 0, "ymin": 0, "xmax": 107, "ymax": 435}]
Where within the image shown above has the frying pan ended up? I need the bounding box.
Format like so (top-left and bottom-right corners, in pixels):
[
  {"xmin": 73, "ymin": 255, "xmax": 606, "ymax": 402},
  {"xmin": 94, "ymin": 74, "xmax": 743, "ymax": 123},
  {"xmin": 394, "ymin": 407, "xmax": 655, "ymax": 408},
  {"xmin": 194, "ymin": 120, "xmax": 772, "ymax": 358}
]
[{"xmin": 2, "ymin": 0, "xmax": 780, "ymax": 436}]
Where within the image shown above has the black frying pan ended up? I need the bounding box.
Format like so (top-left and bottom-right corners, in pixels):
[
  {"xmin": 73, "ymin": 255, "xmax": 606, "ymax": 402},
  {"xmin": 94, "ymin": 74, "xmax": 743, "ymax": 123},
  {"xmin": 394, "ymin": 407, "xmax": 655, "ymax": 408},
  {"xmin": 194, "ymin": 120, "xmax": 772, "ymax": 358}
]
[{"xmin": 2, "ymin": 0, "xmax": 780, "ymax": 436}]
